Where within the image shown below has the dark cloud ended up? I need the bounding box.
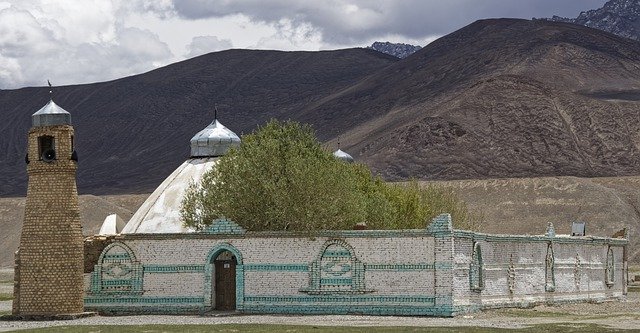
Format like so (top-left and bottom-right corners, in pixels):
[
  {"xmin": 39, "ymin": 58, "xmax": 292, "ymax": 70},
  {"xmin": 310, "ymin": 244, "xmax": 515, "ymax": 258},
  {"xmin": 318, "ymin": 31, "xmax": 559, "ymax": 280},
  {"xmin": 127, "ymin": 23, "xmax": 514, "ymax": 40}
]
[{"xmin": 170, "ymin": 0, "xmax": 607, "ymax": 44}]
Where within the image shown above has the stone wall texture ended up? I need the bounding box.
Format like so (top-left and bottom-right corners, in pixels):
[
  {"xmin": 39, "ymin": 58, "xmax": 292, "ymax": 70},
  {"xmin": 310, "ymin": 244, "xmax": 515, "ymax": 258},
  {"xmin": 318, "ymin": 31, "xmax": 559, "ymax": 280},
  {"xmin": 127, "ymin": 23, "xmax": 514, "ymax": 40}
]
[
  {"xmin": 14, "ymin": 125, "xmax": 85, "ymax": 315},
  {"xmin": 84, "ymin": 215, "xmax": 627, "ymax": 316}
]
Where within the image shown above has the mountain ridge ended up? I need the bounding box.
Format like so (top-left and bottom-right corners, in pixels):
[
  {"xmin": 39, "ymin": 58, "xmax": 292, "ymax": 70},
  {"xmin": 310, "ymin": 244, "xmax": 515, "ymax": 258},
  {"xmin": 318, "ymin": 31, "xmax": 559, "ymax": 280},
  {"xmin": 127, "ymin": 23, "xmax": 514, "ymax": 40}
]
[
  {"xmin": 3, "ymin": 19, "xmax": 640, "ymax": 195},
  {"xmin": 546, "ymin": 0, "xmax": 640, "ymax": 41}
]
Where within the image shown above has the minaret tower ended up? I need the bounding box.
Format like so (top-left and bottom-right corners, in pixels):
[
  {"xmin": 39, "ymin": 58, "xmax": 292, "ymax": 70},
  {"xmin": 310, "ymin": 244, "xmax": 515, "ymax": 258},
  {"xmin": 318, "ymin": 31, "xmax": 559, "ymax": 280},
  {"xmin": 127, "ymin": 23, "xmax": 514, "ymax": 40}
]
[{"xmin": 13, "ymin": 86, "xmax": 84, "ymax": 316}]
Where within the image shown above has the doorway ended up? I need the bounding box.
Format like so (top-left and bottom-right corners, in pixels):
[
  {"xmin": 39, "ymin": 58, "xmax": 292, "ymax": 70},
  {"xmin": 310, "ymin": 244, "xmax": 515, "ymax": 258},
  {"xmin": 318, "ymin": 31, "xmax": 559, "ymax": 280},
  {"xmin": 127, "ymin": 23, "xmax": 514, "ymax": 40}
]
[{"xmin": 212, "ymin": 250, "xmax": 237, "ymax": 310}]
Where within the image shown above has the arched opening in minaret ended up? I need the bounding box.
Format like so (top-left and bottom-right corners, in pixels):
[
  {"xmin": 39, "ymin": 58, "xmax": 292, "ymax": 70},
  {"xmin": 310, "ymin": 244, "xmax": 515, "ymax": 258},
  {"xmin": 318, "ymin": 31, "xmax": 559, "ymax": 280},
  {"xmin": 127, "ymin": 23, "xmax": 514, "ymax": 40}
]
[{"xmin": 38, "ymin": 135, "xmax": 56, "ymax": 161}]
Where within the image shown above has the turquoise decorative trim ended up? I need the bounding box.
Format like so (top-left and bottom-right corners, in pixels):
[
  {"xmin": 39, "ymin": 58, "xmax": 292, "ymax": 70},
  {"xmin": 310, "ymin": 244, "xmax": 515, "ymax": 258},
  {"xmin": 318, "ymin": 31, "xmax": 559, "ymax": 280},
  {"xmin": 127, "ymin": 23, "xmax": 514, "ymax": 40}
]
[
  {"xmin": 85, "ymin": 296, "xmax": 204, "ymax": 304},
  {"xmin": 91, "ymin": 242, "xmax": 143, "ymax": 295},
  {"xmin": 240, "ymin": 295, "xmax": 450, "ymax": 316},
  {"xmin": 204, "ymin": 243, "xmax": 245, "ymax": 310},
  {"xmin": 321, "ymin": 278, "xmax": 352, "ymax": 286},
  {"xmin": 143, "ymin": 265, "xmax": 205, "ymax": 273},
  {"xmin": 244, "ymin": 295, "xmax": 435, "ymax": 304},
  {"xmin": 427, "ymin": 214, "xmax": 453, "ymax": 236},
  {"xmin": 244, "ymin": 264, "xmax": 309, "ymax": 272},
  {"xmin": 366, "ymin": 263, "xmax": 435, "ymax": 271},
  {"xmin": 206, "ymin": 243, "xmax": 244, "ymax": 264},
  {"xmin": 202, "ymin": 218, "xmax": 246, "ymax": 235},
  {"xmin": 300, "ymin": 239, "xmax": 371, "ymax": 295}
]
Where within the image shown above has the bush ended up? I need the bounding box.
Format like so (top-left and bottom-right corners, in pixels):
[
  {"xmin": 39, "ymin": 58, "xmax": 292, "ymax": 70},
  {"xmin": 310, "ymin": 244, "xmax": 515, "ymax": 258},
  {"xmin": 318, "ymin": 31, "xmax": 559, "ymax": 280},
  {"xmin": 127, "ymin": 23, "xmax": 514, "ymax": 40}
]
[{"xmin": 181, "ymin": 120, "xmax": 479, "ymax": 231}]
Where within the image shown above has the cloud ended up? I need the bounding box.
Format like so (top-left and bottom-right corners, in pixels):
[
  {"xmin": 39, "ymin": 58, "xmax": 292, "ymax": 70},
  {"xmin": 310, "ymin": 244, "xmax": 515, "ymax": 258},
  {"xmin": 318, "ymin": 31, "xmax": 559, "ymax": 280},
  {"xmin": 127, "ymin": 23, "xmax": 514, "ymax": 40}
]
[
  {"xmin": 0, "ymin": 1, "xmax": 173, "ymax": 88},
  {"xmin": 169, "ymin": 0, "xmax": 606, "ymax": 45},
  {"xmin": 0, "ymin": 0, "xmax": 608, "ymax": 88},
  {"xmin": 185, "ymin": 35, "xmax": 233, "ymax": 58}
]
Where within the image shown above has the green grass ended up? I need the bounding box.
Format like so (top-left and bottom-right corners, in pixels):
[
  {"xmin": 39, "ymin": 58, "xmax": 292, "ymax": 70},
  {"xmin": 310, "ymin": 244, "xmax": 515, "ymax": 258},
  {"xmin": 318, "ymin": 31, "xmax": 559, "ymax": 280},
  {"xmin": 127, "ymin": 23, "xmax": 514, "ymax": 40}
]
[
  {"xmin": 0, "ymin": 324, "xmax": 626, "ymax": 333},
  {"xmin": 0, "ymin": 293, "xmax": 13, "ymax": 301}
]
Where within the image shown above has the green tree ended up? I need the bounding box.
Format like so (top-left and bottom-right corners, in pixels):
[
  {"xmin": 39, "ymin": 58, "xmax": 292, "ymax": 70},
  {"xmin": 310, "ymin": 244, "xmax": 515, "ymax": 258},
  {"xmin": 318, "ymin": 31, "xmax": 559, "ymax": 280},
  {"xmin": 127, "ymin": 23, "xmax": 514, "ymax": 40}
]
[{"xmin": 181, "ymin": 119, "xmax": 479, "ymax": 231}]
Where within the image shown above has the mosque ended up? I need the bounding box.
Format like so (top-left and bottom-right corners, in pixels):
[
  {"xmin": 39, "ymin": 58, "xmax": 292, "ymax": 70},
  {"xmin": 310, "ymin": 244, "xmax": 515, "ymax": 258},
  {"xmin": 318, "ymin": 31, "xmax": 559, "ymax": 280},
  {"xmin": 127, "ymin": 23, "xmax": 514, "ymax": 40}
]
[{"xmin": 12, "ymin": 97, "xmax": 629, "ymax": 318}]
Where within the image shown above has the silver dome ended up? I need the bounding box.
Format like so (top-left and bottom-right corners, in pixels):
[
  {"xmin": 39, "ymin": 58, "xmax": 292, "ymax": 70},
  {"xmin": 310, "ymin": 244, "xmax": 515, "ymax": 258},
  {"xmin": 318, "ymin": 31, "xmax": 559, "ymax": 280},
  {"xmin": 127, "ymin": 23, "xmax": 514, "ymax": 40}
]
[
  {"xmin": 190, "ymin": 119, "xmax": 241, "ymax": 157},
  {"xmin": 333, "ymin": 149, "xmax": 354, "ymax": 163},
  {"xmin": 32, "ymin": 100, "xmax": 71, "ymax": 127}
]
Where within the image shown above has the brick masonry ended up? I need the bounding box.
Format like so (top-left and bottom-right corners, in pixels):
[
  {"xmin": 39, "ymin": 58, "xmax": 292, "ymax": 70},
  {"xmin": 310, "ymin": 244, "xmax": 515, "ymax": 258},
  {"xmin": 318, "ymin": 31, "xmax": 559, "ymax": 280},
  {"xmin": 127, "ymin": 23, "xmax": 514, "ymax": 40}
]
[
  {"xmin": 84, "ymin": 215, "xmax": 627, "ymax": 316},
  {"xmin": 13, "ymin": 124, "xmax": 85, "ymax": 316}
]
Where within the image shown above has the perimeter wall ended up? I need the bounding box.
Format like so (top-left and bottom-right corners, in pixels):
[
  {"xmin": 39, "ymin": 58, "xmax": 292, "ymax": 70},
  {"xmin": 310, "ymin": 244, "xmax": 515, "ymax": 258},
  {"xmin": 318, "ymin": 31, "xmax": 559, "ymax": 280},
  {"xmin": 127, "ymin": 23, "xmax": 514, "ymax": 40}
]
[{"xmin": 83, "ymin": 214, "xmax": 627, "ymax": 316}]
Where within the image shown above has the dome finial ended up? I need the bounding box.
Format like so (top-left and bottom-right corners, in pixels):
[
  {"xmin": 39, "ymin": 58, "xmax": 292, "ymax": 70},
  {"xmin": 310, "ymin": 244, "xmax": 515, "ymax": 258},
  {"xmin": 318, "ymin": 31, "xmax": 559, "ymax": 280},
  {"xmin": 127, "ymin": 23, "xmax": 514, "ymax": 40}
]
[
  {"xmin": 190, "ymin": 109, "xmax": 241, "ymax": 158},
  {"xmin": 214, "ymin": 104, "xmax": 218, "ymax": 120},
  {"xmin": 47, "ymin": 80, "xmax": 52, "ymax": 101},
  {"xmin": 333, "ymin": 137, "xmax": 354, "ymax": 163}
]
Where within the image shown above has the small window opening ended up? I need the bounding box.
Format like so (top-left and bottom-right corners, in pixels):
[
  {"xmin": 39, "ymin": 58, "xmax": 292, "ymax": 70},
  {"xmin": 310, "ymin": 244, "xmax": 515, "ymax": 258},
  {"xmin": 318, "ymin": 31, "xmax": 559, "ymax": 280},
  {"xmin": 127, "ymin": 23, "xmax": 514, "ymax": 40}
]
[{"xmin": 38, "ymin": 135, "xmax": 56, "ymax": 162}]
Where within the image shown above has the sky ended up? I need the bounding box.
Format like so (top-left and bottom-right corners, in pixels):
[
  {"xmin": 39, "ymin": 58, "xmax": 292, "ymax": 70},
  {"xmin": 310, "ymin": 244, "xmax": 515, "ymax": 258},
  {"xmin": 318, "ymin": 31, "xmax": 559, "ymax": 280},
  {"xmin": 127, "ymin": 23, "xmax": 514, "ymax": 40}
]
[{"xmin": 0, "ymin": 0, "xmax": 606, "ymax": 89}]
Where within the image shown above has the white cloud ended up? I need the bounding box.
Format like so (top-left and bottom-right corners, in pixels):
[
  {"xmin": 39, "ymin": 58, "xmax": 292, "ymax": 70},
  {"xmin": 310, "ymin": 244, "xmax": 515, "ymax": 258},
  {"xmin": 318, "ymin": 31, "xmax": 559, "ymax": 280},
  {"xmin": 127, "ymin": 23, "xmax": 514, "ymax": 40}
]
[
  {"xmin": 0, "ymin": 0, "xmax": 608, "ymax": 88},
  {"xmin": 0, "ymin": 1, "xmax": 173, "ymax": 88},
  {"xmin": 185, "ymin": 35, "xmax": 232, "ymax": 58}
]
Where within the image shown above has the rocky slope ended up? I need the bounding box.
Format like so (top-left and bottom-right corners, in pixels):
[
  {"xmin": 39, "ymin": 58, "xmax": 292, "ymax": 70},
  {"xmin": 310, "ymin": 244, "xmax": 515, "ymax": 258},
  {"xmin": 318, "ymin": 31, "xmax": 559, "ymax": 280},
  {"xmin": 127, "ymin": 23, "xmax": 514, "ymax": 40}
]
[
  {"xmin": 3, "ymin": 19, "xmax": 640, "ymax": 195},
  {"xmin": 319, "ymin": 19, "xmax": 640, "ymax": 182},
  {"xmin": 547, "ymin": 0, "xmax": 640, "ymax": 41},
  {"xmin": 0, "ymin": 49, "xmax": 397, "ymax": 196},
  {"xmin": 367, "ymin": 41, "xmax": 422, "ymax": 58}
]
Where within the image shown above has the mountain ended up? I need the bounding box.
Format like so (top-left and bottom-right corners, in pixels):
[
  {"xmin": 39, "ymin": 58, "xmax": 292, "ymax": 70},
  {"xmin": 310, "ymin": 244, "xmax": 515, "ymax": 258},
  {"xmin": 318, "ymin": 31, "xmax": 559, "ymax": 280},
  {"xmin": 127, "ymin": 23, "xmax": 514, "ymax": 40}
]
[
  {"xmin": 4, "ymin": 18, "xmax": 640, "ymax": 196},
  {"xmin": 546, "ymin": 0, "xmax": 640, "ymax": 41},
  {"xmin": 367, "ymin": 42, "xmax": 422, "ymax": 58},
  {"xmin": 315, "ymin": 18, "xmax": 640, "ymax": 181},
  {"xmin": 0, "ymin": 49, "xmax": 397, "ymax": 196}
]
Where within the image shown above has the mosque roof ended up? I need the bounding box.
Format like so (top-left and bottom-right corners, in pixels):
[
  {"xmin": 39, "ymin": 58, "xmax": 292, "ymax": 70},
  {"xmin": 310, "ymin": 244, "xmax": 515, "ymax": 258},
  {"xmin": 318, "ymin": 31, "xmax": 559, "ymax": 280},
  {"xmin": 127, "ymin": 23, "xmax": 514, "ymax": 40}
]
[
  {"xmin": 32, "ymin": 100, "xmax": 71, "ymax": 126},
  {"xmin": 333, "ymin": 149, "xmax": 355, "ymax": 163},
  {"xmin": 120, "ymin": 158, "xmax": 219, "ymax": 233},
  {"xmin": 190, "ymin": 119, "xmax": 241, "ymax": 157},
  {"xmin": 121, "ymin": 117, "xmax": 242, "ymax": 234}
]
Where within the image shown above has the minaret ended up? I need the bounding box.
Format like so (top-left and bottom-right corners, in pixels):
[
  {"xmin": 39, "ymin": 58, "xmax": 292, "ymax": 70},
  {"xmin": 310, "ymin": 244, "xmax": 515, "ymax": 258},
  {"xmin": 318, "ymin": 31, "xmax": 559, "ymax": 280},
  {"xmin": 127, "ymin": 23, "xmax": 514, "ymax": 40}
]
[{"xmin": 13, "ymin": 89, "xmax": 84, "ymax": 316}]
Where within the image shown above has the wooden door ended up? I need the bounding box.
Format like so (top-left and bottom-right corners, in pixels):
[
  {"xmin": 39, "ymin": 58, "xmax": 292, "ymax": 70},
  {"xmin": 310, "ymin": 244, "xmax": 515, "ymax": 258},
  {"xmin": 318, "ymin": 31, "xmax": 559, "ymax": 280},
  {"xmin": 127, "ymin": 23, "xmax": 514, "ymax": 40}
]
[{"xmin": 214, "ymin": 259, "xmax": 236, "ymax": 310}]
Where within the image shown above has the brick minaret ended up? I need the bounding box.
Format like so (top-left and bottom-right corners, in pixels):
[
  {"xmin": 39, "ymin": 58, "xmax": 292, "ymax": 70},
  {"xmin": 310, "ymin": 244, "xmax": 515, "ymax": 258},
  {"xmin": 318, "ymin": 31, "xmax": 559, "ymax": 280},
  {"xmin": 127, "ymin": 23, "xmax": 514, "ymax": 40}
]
[{"xmin": 13, "ymin": 97, "xmax": 84, "ymax": 316}]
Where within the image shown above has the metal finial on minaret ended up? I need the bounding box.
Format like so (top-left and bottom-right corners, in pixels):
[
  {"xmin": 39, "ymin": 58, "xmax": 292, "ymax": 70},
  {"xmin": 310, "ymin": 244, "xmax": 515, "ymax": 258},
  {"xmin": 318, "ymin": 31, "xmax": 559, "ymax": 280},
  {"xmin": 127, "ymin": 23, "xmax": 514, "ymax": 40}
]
[
  {"xmin": 214, "ymin": 104, "xmax": 218, "ymax": 120},
  {"xmin": 47, "ymin": 80, "xmax": 52, "ymax": 100},
  {"xmin": 337, "ymin": 136, "xmax": 341, "ymax": 150}
]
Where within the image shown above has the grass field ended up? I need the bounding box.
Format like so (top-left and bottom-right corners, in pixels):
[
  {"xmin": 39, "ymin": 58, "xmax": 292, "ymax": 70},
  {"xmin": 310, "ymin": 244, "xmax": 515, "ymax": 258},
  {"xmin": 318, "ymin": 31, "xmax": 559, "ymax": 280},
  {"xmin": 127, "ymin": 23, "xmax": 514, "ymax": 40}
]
[
  {"xmin": 0, "ymin": 269, "xmax": 13, "ymax": 301},
  {"xmin": 0, "ymin": 323, "xmax": 623, "ymax": 333}
]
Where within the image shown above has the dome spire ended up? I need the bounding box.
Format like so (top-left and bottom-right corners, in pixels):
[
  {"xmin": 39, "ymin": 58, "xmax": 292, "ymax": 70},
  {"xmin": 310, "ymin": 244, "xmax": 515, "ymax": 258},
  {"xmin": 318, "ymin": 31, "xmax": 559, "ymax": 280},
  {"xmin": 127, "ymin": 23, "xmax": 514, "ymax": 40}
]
[
  {"xmin": 333, "ymin": 137, "xmax": 354, "ymax": 163},
  {"xmin": 190, "ymin": 107, "xmax": 241, "ymax": 158},
  {"xmin": 32, "ymin": 80, "xmax": 72, "ymax": 127}
]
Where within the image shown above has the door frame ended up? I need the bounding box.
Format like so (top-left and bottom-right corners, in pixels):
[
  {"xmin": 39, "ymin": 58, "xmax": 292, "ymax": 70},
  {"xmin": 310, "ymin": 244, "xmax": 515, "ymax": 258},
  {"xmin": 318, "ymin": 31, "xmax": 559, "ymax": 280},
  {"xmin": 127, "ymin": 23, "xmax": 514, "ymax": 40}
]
[{"xmin": 204, "ymin": 243, "xmax": 244, "ymax": 311}]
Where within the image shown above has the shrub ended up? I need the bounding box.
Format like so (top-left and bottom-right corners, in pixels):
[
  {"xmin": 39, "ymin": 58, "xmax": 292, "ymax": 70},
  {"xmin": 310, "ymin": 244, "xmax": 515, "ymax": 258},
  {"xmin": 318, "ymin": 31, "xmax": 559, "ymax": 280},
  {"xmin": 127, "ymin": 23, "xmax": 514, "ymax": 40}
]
[{"xmin": 181, "ymin": 120, "xmax": 479, "ymax": 231}]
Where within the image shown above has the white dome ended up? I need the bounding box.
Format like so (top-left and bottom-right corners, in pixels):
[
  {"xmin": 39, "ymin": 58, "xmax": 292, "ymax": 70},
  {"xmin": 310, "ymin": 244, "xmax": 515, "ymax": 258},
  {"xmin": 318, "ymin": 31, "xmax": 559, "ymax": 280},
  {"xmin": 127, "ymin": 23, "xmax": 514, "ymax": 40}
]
[
  {"xmin": 121, "ymin": 158, "xmax": 219, "ymax": 233},
  {"xmin": 190, "ymin": 119, "xmax": 240, "ymax": 157},
  {"xmin": 333, "ymin": 149, "xmax": 354, "ymax": 163}
]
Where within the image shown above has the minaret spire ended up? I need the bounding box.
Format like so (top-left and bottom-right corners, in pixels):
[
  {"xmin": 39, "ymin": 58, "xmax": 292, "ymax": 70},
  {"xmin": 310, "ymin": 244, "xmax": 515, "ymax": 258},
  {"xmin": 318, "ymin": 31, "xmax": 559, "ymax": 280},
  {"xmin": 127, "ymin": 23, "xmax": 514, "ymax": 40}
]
[
  {"xmin": 47, "ymin": 80, "xmax": 52, "ymax": 100},
  {"xmin": 214, "ymin": 104, "xmax": 218, "ymax": 120}
]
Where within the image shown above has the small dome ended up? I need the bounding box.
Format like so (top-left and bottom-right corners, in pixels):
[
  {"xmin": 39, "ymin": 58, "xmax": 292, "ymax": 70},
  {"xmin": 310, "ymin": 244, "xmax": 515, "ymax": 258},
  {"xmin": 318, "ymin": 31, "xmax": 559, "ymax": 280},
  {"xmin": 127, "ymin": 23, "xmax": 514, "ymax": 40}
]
[
  {"xmin": 190, "ymin": 119, "xmax": 241, "ymax": 157},
  {"xmin": 333, "ymin": 149, "xmax": 354, "ymax": 163},
  {"xmin": 32, "ymin": 100, "xmax": 71, "ymax": 127}
]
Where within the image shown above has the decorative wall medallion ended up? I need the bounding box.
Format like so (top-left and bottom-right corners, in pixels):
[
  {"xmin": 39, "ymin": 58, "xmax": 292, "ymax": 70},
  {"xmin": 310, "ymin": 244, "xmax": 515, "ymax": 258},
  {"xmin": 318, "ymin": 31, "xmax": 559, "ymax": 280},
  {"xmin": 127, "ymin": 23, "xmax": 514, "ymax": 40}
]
[{"xmin": 300, "ymin": 239, "xmax": 372, "ymax": 294}]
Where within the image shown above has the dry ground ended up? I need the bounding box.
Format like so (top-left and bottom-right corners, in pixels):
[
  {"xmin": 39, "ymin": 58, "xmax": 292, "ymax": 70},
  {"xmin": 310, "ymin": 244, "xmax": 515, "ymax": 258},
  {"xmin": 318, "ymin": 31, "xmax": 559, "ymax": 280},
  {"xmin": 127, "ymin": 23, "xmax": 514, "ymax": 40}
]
[
  {"xmin": 2, "ymin": 175, "xmax": 640, "ymax": 267},
  {"xmin": 1, "ymin": 293, "xmax": 640, "ymax": 331},
  {"xmin": 0, "ymin": 194, "xmax": 148, "ymax": 268}
]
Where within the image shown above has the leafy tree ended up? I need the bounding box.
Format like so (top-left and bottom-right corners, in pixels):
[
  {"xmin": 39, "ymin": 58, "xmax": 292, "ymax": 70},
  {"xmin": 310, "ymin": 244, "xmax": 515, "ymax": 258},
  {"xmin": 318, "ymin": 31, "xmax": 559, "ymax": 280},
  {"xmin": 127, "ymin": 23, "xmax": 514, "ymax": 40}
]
[{"xmin": 181, "ymin": 120, "xmax": 479, "ymax": 231}]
